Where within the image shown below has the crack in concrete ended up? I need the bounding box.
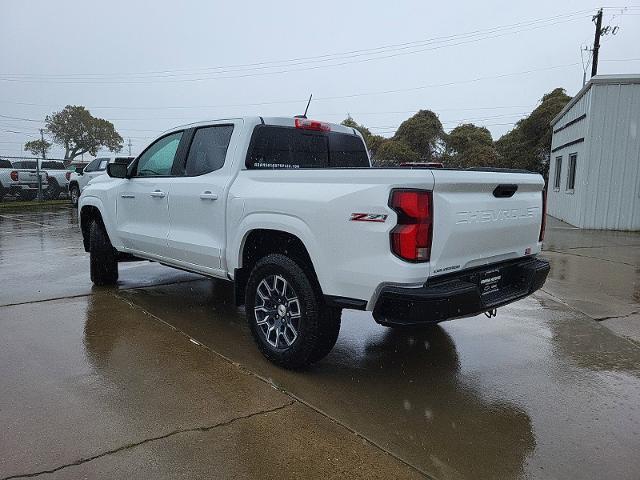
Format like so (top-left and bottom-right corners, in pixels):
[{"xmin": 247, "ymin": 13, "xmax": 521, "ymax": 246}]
[
  {"xmin": 544, "ymin": 248, "xmax": 637, "ymax": 267},
  {"xmin": 539, "ymin": 288, "xmax": 638, "ymax": 322},
  {"xmin": 1, "ymin": 401, "xmax": 295, "ymax": 480},
  {"xmin": 0, "ymin": 278, "xmax": 203, "ymax": 309},
  {"xmin": 537, "ymin": 290, "xmax": 640, "ymax": 350},
  {"xmin": 596, "ymin": 311, "xmax": 639, "ymax": 322}
]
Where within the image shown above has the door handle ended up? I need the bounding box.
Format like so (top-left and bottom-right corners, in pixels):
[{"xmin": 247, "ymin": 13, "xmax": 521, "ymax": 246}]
[
  {"xmin": 199, "ymin": 191, "xmax": 218, "ymax": 200},
  {"xmin": 150, "ymin": 190, "xmax": 166, "ymax": 198},
  {"xmin": 120, "ymin": 193, "xmax": 135, "ymax": 199}
]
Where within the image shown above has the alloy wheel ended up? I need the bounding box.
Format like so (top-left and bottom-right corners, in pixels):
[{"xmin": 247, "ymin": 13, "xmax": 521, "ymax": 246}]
[{"xmin": 254, "ymin": 274, "xmax": 301, "ymax": 349}]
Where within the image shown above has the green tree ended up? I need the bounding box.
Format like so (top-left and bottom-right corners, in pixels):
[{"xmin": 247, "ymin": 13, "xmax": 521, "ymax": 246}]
[
  {"xmin": 495, "ymin": 88, "xmax": 571, "ymax": 173},
  {"xmin": 394, "ymin": 110, "xmax": 445, "ymax": 161},
  {"xmin": 45, "ymin": 105, "xmax": 123, "ymax": 159},
  {"xmin": 341, "ymin": 115, "xmax": 372, "ymax": 139},
  {"xmin": 445, "ymin": 123, "xmax": 498, "ymax": 168},
  {"xmin": 366, "ymin": 134, "xmax": 386, "ymax": 157},
  {"xmin": 341, "ymin": 115, "xmax": 387, "ymax": 157},
  {"xmin": 372, "ymin": 139, "xmax": 420, "ymax": 166},
  {"xmin": 24, "ymin": 139, "xmax": 52, "ymax": 157}
]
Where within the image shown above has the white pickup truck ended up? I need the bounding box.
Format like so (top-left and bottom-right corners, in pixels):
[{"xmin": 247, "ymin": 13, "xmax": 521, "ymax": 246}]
[
  {"xmin": 0, "ymin": 159, "xmax": 49, "ymax": 201},
  {"xmin": 79, "ymin": 116, "xmax": 549, "ymax": 368},
  {"xmin": 12, "ymin": 159, "xmax": 68, "ymax": 199}
]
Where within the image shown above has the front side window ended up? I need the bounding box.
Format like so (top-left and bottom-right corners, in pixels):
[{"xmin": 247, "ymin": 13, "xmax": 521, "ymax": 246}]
[
  {"xmin": 84, "ymin": 158, "xmax": 102, "ymax": 173},
  {"xmin": 554, "ymin": 156, "xmax": 562, "ymax": 190},
  {"xmin": 97, "ymin": 160, "xmax": 109, "ymax": 171},
  {"xmin": 184, "ymin": 125, "xmax": 234, "ymax": 176},
  {"xmin": 566, "ymin": 153, "xmax": 577, "ymax": 191},
  {"xmin": 135, "ymin": 132, "xmax": 183, "ymax": 177}
]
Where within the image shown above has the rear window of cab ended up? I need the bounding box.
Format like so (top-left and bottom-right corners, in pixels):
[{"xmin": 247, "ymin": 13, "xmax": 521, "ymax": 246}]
[{"xmin": 246, "ymin": 125, "xmax": 369, "ymax": 169}]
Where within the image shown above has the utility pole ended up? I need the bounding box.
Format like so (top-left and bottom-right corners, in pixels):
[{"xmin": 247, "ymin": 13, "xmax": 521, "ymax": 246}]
[
  {"xmin": 127, "ymin": 138, "xmax": 132, "ymax": 156},
  {"xmin": 37, "ymin": 128, "xmax": 45, "ymax": 201},
  {"xmin": 591, "ymin": 8, "xmax": 603, "ymax": 77}
]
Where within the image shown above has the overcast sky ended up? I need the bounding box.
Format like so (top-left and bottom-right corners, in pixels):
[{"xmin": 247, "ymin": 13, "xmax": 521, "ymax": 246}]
[{"xmin": 1, "ymin": 1, "xmax": 639, "ymax": 159}]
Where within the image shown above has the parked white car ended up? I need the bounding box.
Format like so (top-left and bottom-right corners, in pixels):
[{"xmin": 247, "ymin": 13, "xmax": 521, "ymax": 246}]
[
  {"xmin": 79, "ymin": 116, "xmax": 549, "ymax": 368},
  {"xmin": 68, "ymin": 156, "xmax": 133, "ymax": 206}
]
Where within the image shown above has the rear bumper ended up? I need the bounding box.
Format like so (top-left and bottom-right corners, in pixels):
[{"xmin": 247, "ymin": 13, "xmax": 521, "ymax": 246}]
[
  {"xmin": 16, "ymin": 183, "xmax": 48, "ymax": 190},
  {"xmin": 372, "ymin": 257, "xmax": 550, "ymax": 326}
]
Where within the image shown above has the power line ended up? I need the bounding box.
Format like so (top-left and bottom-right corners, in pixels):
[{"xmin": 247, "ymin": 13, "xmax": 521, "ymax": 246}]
[
  {"xmin": 3, "ymin": 56, "xmax": 636, "ymax": 115},
  {"xmin": 0, "ymin": 15, "xmax": 598, "ymax": 85},
  {"xmin": 0, "ymin": 9, "xmax": 596, "ymax": 83}
]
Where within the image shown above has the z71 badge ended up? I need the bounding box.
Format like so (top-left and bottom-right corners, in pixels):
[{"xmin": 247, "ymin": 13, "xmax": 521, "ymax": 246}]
[{"xmin": 349, "ymin": 213, "xmax": 388, "ymax": 223}]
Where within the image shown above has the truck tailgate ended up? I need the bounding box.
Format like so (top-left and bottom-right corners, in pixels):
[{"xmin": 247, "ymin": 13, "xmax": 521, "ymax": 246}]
[{"xmin": 429, "ymin": 170, "xmax": 544, "ymax": 277}]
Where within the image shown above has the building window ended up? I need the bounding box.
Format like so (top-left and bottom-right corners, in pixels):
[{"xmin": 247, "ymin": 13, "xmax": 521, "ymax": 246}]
[
  {"xmin": 566, "ymin": 153, "xmax": 577, "ymax": 192},
  {"xmin": 554, "ymin": 156, "xmax": 562, "ymax": 190}
]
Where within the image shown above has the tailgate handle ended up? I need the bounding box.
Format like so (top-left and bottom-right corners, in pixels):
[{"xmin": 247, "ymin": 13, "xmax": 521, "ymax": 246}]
[{"xmin": 493, "ymin": 184, "xmax": 518, "ymax": 198}]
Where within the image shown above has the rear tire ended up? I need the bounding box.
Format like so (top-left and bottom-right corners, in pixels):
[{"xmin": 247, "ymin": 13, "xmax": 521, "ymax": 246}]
[
  {"xmin": 308, "ymin": 306, "xmax": 341, "ymax": 363},
  {"xmin": 70, "ymin": 185, "xmax": 80, "ymax": 207},
  {"xmin": 44, "ymin": 179, "xmax": 60, "ymax": 200},
  {"xmin": 245, "ymin": 254, "xmax": 340, "ymax": 369},
  {"xmin": 0, "ymin": 183, "xmax": 5, "ymax": 202},
  {"xmin": 89, "ymin": 220, "xmax": 118, "ymax": 285}
]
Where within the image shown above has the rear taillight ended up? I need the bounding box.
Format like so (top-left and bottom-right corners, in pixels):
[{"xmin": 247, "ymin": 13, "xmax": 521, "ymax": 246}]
[
  {"xmin": 539, "ymin": 189, "xmax": 547, "ymax": 242},
  {"xmin": 66, "ymin": 171, "xmax": 71, "ymax": 181},
  {"xmin": 389, "ymin": 189, "xmax": 433, "ymax": 262},
  {"xmin": 10, "ymin": 171, "xmax": 18, "ymax": 181},
  {"xmin": 294, "ymin": 118, "xmax": 331, "ymax": 132}
]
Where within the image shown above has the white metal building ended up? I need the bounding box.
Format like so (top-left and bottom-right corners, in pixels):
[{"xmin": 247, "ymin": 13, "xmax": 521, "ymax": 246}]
[{"xmin": 548, "ymin": 74, "xmax": 640, "ymax": 230}]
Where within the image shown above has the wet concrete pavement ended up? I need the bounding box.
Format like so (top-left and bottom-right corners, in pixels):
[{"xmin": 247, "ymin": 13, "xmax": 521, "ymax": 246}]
[
  {"xmin": 542, "ymin": 216, "xmax": 640, "ymax": 342},
  {"xmin": 1, "ymin": 205, "xmax": 639, "ymax": 479}
]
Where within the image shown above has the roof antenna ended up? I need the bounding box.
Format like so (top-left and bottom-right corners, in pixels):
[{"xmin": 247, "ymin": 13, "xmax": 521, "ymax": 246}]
[{"xmin": 295, "ymin": 94, "xmax": 313, "ymax": 118}]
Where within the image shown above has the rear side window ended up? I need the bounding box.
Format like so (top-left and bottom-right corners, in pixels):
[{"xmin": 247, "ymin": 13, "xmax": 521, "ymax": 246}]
[
  {"xmin": 42, "ymin": 161, "xmax": 65, "ymax": 169},
  {"xmin": 0, "ymin": 159, "xmax": 12, "ymax": 168},
  {"xmin": 245, "ymin": 126, "xmax": 370, "ymax": 169},
  {"xmin": 328, "ymin": 133, "xmax": 369, "ymax": 167},
  {"xmin": 184, "ymin": 125, "xmax": 234, "ymax": 176},
  {"xmin": 115, "ymin": 157, "xmax": 134, "ymax": 165}
]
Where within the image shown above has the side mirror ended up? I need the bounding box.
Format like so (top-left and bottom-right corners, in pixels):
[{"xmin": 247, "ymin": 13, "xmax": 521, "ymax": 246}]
[
  {"xmin": 75, "ymin": 166, "xmax": 85, "ymax": 175},
  {"xmin": 107, "ymin": 162, "xmax": 128, "ymax": 179}
]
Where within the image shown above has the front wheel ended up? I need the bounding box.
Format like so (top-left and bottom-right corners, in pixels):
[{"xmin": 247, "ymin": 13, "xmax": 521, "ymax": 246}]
[
  {"xmin": 245, "ymin": 254, "xmax": 340, "ymax": 369},
  {"xmin": 89, "ymin": 220, "xmax": 118, "ymax": 285}
]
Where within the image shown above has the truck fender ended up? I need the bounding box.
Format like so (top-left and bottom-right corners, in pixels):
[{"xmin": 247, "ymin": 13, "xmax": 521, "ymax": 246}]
[
  {"xmin": 230, "ymin": 212, "xmax": 328, "ymax": 290},
  {"xmin": 79, "ymin": 195, "xmax": 121, "ymax": 250}
]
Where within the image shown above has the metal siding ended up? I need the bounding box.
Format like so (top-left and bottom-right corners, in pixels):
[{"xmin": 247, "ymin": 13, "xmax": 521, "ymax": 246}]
[
  {"xmin": 584, "ymin": 83, "xmax": 640, "ymax": 230},
  {"xmin": 547, "ymin": 89, "xmax": 591, "ymax": 226},
  {"xmin": 549, "ymin": 82, "xmax": 640, "ymax": 230}
]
